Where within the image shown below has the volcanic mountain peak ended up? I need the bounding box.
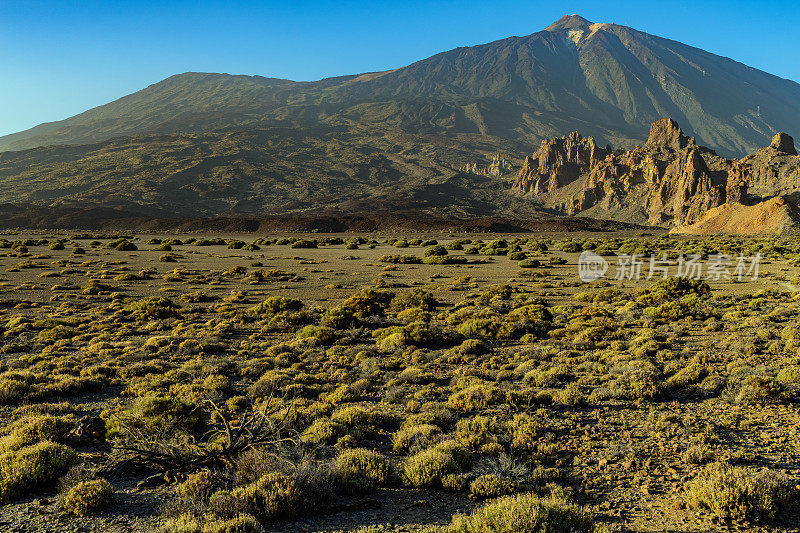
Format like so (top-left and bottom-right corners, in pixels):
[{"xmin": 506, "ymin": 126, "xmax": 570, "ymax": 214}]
[
  {"xmin": 2, "ymin": 14, "xmax": 800, "ymax": 157},
  {"xmin": 544, "ymin": 14, "xmax": 593, "ymax": 32}
]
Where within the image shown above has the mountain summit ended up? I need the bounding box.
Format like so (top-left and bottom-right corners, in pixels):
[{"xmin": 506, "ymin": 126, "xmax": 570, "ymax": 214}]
[{"xmin": 544, "ymin": 14, "xmax": 593, "ymax": 31}]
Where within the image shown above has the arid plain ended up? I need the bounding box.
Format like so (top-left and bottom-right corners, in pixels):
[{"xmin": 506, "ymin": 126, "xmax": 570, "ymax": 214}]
[{"xmin": 0, "ymin": 231, "xmax": 798, "ymax": 532}]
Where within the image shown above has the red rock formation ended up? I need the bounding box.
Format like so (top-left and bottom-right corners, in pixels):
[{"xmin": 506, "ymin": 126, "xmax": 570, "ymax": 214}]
[
  {"xmin": 515, "ymin": 132, "xmax": 609, "ymax": 195},
  {"xmin": 514, "ymin": 119, "xmax": 800, "ymax": 230}
]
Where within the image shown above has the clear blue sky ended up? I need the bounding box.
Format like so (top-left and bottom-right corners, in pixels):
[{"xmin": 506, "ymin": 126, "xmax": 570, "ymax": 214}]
[{"xmin": 1, "ymin": 0, "xmax": 798, "ymax": 137}]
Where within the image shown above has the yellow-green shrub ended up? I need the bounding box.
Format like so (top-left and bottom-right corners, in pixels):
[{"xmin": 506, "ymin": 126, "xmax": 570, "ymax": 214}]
[
  {"xmin": 230, "ymin": 472, "xmax": 302, "ymax": 520},
  {"xmin": 334, "ymin": 448, "xmax": 391, "ymax": 493},
  {"xmin": 164, "ymin": 513, "xmax": 263, "ymax": 533},
  {"xmin": 684, "ymin": 462, "xmax": 792, "ymax": 523},
  {"xmin": 64, "ymin": 478, "xmax": 113, "ymax": 516},
  {"xmin": 469, "ymin": 474, "xmax": 519, "ymax": 499},
  {"xmin": 0, "ymin": 441, "xmax": 79, "ymax": 502},
  {"xmin": 447, "ymin": 493, "xmax": 593, "ymax": 532},
  {"xmin": 402, "ymin": 441, "xmax": 470, "ymax": 488}
]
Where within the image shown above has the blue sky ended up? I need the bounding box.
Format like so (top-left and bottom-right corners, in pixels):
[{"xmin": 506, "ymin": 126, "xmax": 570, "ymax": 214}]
[{"xmin": 1, "ymin": 0, "xmax": 798, "ymax": 137}]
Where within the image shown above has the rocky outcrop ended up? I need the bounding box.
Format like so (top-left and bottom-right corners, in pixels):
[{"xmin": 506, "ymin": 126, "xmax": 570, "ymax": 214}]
[
  {"xmin": 515, "ymin": 132, "xmax": 610, "ymax": 195},
  {"xmin": 671, "ymin": 195, "xmax": 800, "ymax": 235},
  {"xmin": 728, "ymin": 133, "xmax": 800, "ymax": 199},
  {"xmin": 646, "ymin": 118, "xmax": 693, "ymax": 151},
  {"xmin": 565, "ymin": 122, "xmax": 726, "ymax": 225},
  {"xmin": 725, "ymin": 159, "xmax": 749, "ymax": 205},
  {"xmin": 461, "ymin": 153, "xmax": 513, "ymax": 177},
  {"xmin": 660, "ymin": 147, "xmax": 724, "ymax": 225},
  {"xmin": 770, "ymin": 132, "xmax": 797, "ymax": 155},
  {"xmin": 514, "ymin": 118, "xmax": 800, "ymax": 230}
]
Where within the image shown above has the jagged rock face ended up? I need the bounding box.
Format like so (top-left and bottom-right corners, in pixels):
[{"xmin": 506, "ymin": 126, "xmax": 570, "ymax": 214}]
[
  {"xmin": 565, "ymin": 150, "xmax": 650, "ymax": 214},
  {"xmin": 731, "ymin": 137, "xmax": 800, "ymax": 199},
  {"xmin": 513, "ymin": 118, "xmax": 800, "ymax": 230},
  {"xmin": 669, "ymin": 148, "xmax": 724, "ymax": 225},
  {"xmin": 461, "ymin": 153, "xmax": 513, "ymax": 177},
  {"xmin": 770, "ymin": 132, "xmax": 797, "ymax": 155},
  {"xmin": 569, "ymin": 144, "xmax": 725, "ymax": 225},
  {"xmin": 518, "ymin": 118, "xmax": 739, "ymax": 226},
  {"xmin": 646, "ymin": 118, "xmax": 692, "ymax": 151},
  {"xmin": 514, "ymin": 132, "xmax": 609, "ymax": 195},
  {"xmin": 725, "ymin": 160, "xmax": 749, "ymax": 205}
]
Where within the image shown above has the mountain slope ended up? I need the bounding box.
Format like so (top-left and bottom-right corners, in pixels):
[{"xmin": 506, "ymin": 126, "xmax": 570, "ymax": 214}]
[{"xmin": 2, "ymin": 15, "xmax": 799, "ymax": 156}]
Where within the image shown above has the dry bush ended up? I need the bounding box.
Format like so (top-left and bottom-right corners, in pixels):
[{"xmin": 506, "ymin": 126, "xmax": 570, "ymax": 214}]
[{"xmin": 684, "ymin": 462, "xmax": 793, "ymax": 523}]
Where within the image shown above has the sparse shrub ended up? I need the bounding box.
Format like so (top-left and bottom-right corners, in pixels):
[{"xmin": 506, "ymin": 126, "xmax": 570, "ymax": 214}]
[
  {"xmin": 469, "ymin": 474, "xmax": 519, "ymax": 499},
  {"xmin": 124, "ymin": 297, "xmax": 180, "ymax": 319},
  {"xmin": 684, "ymin": 462, "xmax": 793, "ymax": 523},
  {"xmin": 82, "ymin": 280, "xmax": 115, "ymax": 295},
  {"xmin": 448, "ymin": 384, "xmax": 504, "ymax": 412},
  {"xmin": 164, "ymin": 513, "xmax": 263, "ymax": 533},
  {"xmin": 776, "ymin": 366, "xmax": 800, "ymax": 384},
  {"xmin": 0, "ymin": 414, "xmax": 75, "ymax": 452},
  {"xmin": 106, "ymin": 393, "xmax": 202, "ymax": 441},
  {"xmin": 454, "ymin": 339, "xmax": 489, "ymax": 356},
  {"xmin": 320, "ymin": 306, "xmax": 354, "ymax": 329},
  {"xmin": 296, "ymin": 325, "xmax": 336, "ymax": 345},
  {"xmin": 249, "ymin": 297, "xmax": 303, "ymax": 316},
  {"xmin": 63, "ymin": 478, "xmax": 113, "ymax": 516},
  {"xmin": 229, "ymin": 472, "xmax": 302, "ymax": 520},
  {"xmin": 341, "ymin": 288, "xmax": 395, "ymax": 317},
  {"xmin": 507, "ymin": 414, "xmax": 543, "ymax": 453},
  {"xmin": 392, "ymin": 289, "xmax": 439, "ymax": 311},
  {"xmin": 424, "ymin": 245, "xmax": 448, "ymax": 257},
  {"xmin": 334, "ymin": 448, "xmax": 391, "ymax": 493},
  {"xmin": 300, "ymin": 419, "xmax": 345, "ymax": 446},
  {"xmin": 442, "ymin": 473, "xmax": 468, "ymax": 492},
  {"xmin": 393, "ymin": 424, "xmax": 441, "ymax": 454},
  {"xmin": 552, "ymin": 384, "xmax": 585, "ymax": 406},
  {"xmin": 402, "ymin": 441, "xmax": 470, "ymax": 488},
  {"xmin": 454, "ymin": 416, "xmax": 495, "ymax": 449},
  {"xmin": 447, "ymin": 493, "xmax": 594, "ymax": 532},
  {"xmin": 589, "ymin": 359, "xmax": 663, "ymax": 402},
  {"xmin": 379, "ymin": 255, "xmax": 422, "ymax": 264},
  {"xmin": 731, "ymin": 375, "xmax": 788, "ymax": 405},
  {"xmin": 683, "ymin": 445, "xmax": 714, "ymax": 465},
  {"xmin": 114, "ymin": 241, "xmax": 138, "ymax": 251},
  {"xmin": 177, "ymin": 470, "xmax": 216, "ymax": 505},
  {"xmin": 0, "ymin": 441, "xmax": 79, "ymax": 502}
]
